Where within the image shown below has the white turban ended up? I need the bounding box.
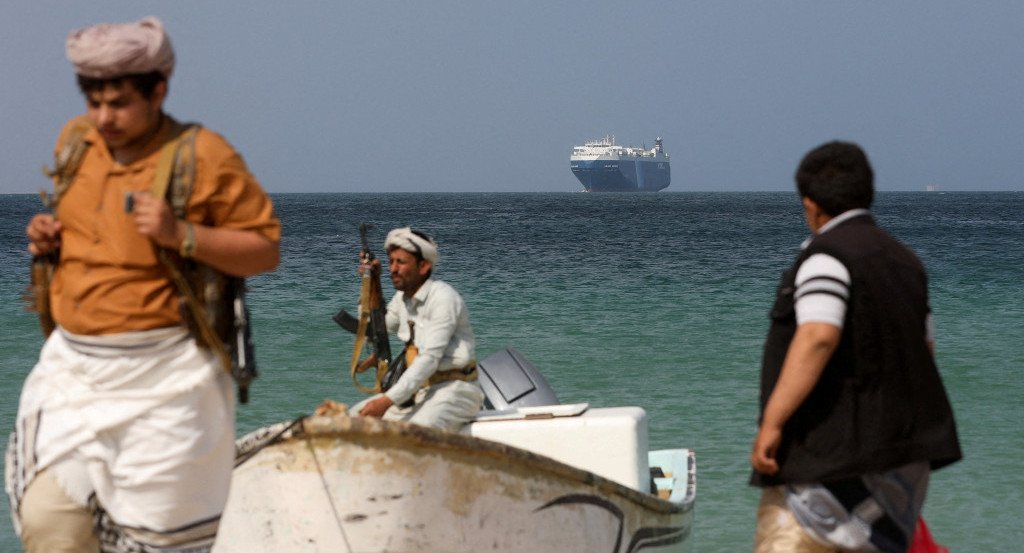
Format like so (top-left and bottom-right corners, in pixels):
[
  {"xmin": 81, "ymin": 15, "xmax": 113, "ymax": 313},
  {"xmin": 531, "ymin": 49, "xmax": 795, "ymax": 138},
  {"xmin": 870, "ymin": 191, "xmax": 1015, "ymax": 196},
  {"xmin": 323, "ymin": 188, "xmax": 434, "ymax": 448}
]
[
  {"xmin": 66, "ymin": 16, "xmax": 175, "ymax": 79},
  {"xmin": 385, "ymin": 227, "xmax": 439, "ymax": 264}
]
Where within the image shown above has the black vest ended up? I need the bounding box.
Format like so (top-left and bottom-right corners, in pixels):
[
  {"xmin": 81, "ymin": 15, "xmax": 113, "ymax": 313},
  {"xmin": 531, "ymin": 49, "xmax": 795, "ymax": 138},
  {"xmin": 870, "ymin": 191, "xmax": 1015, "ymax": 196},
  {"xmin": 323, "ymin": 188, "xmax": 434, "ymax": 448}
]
[{"xmin": 752, "ymin": 214, "xmax": 961, "ymax": 486}]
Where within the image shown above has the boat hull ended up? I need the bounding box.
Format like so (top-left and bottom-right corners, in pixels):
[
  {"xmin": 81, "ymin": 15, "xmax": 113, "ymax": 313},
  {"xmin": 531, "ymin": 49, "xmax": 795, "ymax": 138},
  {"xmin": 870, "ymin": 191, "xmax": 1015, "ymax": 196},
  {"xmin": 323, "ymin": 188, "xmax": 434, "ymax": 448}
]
[
  {"xmin": 570, "ymin": 159, "xmax": 671, "ymax": 192},
  {"xmin": 214, "ymin": 415, "xmax": 694, "ymax": 553}
]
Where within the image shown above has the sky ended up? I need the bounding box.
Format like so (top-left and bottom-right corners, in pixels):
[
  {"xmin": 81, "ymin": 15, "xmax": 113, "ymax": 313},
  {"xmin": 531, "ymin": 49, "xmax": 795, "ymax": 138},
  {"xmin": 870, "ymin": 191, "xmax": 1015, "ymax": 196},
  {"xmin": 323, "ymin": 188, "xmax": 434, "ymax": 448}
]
[{"xmin": 1, "ymin": 2, "xmax": 1022, "ymax": 193}]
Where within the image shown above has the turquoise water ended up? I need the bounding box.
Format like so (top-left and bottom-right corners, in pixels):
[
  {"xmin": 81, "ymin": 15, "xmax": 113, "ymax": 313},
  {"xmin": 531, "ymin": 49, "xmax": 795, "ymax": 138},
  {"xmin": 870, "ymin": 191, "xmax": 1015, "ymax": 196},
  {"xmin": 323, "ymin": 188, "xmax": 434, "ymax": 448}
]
[{"xmin": 2, "ymin": 192, "xmax": 1022, "ymax": 552}]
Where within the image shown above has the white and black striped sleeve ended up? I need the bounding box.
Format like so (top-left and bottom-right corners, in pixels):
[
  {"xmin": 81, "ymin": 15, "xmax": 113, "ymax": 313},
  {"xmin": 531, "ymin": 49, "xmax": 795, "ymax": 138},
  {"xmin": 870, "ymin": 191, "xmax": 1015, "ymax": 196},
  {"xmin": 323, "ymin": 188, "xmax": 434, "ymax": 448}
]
[{"xmin": 794, "ymin": 253, "xmax": 850, "ymax": 328}]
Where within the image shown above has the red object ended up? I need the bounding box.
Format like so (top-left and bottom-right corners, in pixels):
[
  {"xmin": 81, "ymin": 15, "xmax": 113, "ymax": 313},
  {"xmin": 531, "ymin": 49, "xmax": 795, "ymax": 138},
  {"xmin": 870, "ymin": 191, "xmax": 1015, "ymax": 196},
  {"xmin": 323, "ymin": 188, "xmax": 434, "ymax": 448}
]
[{"xmin": 909, "ymin": 517, "xmax": 949, "ymax": 553}]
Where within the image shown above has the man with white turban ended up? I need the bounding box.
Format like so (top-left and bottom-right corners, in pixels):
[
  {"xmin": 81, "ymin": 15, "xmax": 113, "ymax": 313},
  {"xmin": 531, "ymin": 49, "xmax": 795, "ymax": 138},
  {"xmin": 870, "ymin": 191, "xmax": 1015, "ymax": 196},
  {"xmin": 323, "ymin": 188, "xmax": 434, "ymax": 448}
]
[
  {"xmin": 350, "ymin": 227, "xmax": 485, "ymax": 431},
  {"xmin": 7, "ymin": 16, "xmax": 281, "ymax": 553}
]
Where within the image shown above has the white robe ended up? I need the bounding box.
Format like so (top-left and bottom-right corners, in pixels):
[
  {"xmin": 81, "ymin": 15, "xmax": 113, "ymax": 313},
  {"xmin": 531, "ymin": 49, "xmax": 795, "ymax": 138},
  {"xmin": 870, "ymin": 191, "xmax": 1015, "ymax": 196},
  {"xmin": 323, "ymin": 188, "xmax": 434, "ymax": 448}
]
[{"xmin": 6, "ymin": 326, "xmax": 235, "ymax": 549}]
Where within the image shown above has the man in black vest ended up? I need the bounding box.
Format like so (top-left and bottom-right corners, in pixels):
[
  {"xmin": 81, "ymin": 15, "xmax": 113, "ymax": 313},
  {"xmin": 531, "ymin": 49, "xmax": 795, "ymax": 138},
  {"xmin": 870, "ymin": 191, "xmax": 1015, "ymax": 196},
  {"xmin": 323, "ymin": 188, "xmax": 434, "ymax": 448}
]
[{"xmin": 750, "ymin": 141, "xmax": 961, "ymax": 553}]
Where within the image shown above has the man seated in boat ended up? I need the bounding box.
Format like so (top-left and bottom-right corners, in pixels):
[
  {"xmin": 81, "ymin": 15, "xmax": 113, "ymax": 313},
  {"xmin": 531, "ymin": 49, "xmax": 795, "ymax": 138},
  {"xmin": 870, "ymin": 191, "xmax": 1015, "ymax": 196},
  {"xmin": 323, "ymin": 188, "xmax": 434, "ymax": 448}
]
[{"xmin": 349, "ymin": 227, "xmax": 485, "ymax": 431}]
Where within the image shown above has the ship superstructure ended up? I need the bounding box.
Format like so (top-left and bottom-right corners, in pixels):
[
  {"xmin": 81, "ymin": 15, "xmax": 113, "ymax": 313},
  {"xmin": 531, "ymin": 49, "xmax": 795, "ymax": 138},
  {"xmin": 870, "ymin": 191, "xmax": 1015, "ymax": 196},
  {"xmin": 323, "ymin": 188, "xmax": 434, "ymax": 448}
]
[{"xmin": 569, "ymin": 136, "xmax": 670, "ymax": 192}]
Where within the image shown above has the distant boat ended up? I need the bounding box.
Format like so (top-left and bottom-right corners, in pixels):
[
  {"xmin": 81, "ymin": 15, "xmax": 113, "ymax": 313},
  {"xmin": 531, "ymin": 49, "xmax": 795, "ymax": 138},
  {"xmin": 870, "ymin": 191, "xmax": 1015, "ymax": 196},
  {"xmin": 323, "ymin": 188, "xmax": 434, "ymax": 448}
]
[
  {"xmin": 926, "ymin": 185, "xmax": 938, "ymax": 192},
  {"xmin": 570, "ymin": 136, "xmax": 671, "ymax": 192}
]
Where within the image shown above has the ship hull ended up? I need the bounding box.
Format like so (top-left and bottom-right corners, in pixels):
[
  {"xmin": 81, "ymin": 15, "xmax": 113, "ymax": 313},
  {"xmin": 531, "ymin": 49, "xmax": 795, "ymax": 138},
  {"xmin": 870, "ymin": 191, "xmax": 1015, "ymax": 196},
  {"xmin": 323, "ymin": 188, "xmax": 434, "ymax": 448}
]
[{"xmin": 570, "ymin": 159, "xmax": 671, "ymax": 192}]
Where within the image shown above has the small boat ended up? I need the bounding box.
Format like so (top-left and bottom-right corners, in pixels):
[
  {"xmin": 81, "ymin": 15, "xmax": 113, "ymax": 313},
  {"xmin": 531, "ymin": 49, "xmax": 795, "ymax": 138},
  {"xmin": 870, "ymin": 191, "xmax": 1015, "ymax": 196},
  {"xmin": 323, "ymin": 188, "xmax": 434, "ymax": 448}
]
[{"xmin": 213, "ymin": 348, "xmax": 696, "ymax": 552}]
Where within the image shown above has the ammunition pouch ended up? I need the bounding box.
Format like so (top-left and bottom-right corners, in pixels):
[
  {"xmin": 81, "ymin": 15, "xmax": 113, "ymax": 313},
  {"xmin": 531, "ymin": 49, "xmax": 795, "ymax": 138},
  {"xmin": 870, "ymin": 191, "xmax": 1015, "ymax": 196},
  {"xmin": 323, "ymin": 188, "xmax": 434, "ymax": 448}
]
[{"xmin": 179, "ymin": 262, "xmax": 229, "ymax": 344}]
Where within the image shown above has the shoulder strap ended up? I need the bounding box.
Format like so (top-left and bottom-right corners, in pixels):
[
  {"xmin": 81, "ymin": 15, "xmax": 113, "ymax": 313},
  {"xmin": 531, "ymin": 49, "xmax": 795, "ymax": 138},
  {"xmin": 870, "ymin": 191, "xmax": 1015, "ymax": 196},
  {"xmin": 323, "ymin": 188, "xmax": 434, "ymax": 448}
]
[
  {"xmin": 169, "ymin": 126, "xmax": 198, "ymax": 217},
  {"xmin": 41, "ymin": 118, "xmax": 93, "ymax": 209},
  {"xmin": 150, "ymin": 123, "xmax": 232, "ymax": 372},
  {"xmin": 150, "ymin": 122, "xmax": 199, "ymax": 209}
]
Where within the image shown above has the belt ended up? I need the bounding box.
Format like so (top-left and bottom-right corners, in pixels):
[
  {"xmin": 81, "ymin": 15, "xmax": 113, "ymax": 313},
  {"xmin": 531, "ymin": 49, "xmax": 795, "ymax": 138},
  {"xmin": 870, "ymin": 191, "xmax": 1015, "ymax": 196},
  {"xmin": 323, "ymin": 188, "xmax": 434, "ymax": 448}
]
[{"xmin": 426, "ymin": 363, "xmax": 478, "ymax": 387}]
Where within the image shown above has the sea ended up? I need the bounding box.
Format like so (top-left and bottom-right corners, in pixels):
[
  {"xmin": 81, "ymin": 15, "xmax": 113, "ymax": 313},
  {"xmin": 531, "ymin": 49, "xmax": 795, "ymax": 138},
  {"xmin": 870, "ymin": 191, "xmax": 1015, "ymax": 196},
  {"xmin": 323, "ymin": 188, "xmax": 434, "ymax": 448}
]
[{"xmin": 1, "ymin": 191, "xmax": 1022, "ymax": 552}]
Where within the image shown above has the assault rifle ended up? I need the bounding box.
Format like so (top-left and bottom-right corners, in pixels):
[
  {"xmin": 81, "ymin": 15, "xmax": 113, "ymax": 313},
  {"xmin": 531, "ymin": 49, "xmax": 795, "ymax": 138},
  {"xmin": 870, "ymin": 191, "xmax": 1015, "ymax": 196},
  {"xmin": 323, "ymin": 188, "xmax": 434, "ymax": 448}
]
[{"xmin": 334, "ymin": 223, "xmax": 398, "ymax": 394}]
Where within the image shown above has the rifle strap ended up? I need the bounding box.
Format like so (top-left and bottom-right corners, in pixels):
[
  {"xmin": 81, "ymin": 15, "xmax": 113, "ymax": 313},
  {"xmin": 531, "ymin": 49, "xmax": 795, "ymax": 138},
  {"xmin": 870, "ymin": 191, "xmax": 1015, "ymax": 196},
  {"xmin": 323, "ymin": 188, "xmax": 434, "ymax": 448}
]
[
  {"xmin": 350, "ymin": 272, "xmax": 384, "ymax": 394},
  {"xmin": 150, "ymin": 124, "xmax": 232, "ymax": 373}
]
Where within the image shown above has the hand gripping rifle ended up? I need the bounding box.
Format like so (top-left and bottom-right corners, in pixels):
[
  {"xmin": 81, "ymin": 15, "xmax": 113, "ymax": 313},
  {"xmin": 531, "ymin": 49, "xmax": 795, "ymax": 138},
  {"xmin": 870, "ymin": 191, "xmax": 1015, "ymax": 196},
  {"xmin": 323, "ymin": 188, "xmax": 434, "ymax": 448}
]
[{"xmin": 334, "ymin": 223, "xmax": 392, "ymax": 394}]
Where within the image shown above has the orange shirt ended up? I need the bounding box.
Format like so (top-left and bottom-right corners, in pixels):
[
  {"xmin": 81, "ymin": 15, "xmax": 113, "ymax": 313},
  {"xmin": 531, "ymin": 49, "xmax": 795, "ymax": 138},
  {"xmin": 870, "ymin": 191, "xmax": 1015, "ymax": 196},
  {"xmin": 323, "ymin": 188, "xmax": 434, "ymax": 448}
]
[{"xmin": 50, "ymin": 116, "xmax": 281, "ymax": 335}]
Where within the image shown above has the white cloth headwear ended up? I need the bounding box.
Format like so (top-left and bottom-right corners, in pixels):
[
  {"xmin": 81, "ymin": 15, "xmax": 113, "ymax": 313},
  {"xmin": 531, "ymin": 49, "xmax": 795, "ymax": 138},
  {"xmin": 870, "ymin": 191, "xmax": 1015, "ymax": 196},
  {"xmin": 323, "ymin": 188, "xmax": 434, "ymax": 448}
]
[
  {"xmin": 66, "ymin": 16, "xmax": 175, "ymax": 79},
  {"xmin": 385, "ymin": 227, "xmax": 439, "ymax": 264}
]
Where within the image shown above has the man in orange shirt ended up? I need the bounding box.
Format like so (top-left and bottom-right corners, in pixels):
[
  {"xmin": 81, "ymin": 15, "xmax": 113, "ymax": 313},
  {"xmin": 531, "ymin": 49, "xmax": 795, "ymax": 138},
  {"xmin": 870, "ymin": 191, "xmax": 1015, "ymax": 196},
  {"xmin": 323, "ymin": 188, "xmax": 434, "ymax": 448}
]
[{"xmin": 6, "ymin": 17, "xmax": 280, "ymax": 553}]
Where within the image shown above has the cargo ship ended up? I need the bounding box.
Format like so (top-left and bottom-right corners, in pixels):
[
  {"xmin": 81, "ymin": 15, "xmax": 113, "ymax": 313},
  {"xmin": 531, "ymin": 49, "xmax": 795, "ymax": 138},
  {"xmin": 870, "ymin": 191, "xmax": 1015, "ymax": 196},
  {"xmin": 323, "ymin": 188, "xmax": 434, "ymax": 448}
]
[{"xmin": 570, "ymin": 135, "xmax": 670, "ymax": 192}]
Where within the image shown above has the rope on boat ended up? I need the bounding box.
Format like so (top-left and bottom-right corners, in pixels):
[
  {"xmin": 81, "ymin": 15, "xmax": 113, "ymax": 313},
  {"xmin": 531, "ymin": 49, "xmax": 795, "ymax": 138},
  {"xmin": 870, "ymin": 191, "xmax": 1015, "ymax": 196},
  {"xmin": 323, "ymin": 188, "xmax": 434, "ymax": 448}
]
[
  {"xmin": 233, "ymin": 415, "xmax": 307, "ymax": 468},
  {"xmin": 306, "ymin": 431, "xmax": 354, "ymax": 551}
]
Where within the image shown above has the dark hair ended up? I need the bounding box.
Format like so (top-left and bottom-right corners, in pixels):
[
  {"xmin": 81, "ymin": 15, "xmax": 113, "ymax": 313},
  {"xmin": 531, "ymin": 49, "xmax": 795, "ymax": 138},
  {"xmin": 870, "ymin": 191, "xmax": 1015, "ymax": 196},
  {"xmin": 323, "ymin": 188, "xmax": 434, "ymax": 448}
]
[
  {"xmin": 795, "ymin": 141, "xmax": 874, "ymax": 216},
  {"xmin": 76, "ymin": 70, "xmax": 166, "ymax": 99}
]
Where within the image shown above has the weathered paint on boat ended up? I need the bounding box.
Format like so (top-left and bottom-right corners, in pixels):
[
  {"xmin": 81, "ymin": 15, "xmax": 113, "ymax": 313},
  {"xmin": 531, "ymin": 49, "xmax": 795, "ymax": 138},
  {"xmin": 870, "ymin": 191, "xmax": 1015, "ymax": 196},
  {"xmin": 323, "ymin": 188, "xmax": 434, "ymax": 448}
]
[{"xmin": 213, "ymin": 413, "xmax": 695, "ymax": 553}]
